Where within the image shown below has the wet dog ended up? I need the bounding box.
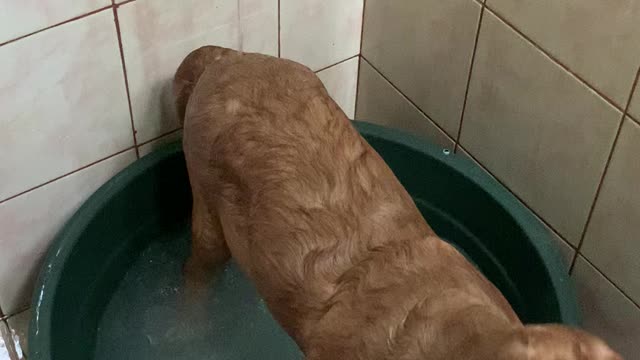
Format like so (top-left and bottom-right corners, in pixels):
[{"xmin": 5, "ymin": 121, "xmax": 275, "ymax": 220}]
[{"xmin": 175, "ymin": 46, "xmax": 622, "ymax": 360}]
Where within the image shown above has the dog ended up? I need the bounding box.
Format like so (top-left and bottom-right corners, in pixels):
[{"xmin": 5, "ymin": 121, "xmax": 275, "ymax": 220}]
[{"xmin": 174, "ymin": 46, "xmax": 622, "ymax": 360}]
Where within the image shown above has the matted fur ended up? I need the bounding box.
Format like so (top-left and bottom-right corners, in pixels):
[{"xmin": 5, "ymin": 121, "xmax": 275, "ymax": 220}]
[{"xmin": 175, "ymin": 46, "xmax": 622, "ymax": 360}]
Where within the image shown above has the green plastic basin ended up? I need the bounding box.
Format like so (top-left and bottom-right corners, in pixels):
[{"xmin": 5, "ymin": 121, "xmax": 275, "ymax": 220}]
[{"xmin": 29, "ymin": 121, "xmax": 579, "ymax": 360}]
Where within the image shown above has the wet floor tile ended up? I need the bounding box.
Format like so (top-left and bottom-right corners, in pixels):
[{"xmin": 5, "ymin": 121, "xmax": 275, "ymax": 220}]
[
  {"xmin": 6, "ymin": 311, "xmax": 29, "ymax": 359},
  {"xmin": 0, "ymin": 320, "xmax": 16, "ymax": 360}
]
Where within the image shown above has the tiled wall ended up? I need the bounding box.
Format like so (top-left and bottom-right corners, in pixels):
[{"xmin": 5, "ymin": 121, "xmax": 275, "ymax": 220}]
[
  {"xmin": 357, "ymin": 0, "xmax": 640, "ymax": 358},
  {"xmin": 0, "ymin": 0, "xmax": 363, "ymax": 356}
]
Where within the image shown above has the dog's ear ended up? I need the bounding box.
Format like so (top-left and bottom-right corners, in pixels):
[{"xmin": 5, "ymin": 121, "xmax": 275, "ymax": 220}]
[{"xmin": 173, "ymin": 46, "xmax": 238, "ymax": 124}]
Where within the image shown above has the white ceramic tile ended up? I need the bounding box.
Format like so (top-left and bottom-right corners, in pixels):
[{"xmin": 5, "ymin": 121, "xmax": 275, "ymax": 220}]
[
  {"xmin": 0, "ymin": 10, "xmax": 133, "ymax": 202},
  {"xmin": 6, "ymin": 310, "xmax": 29, "ymax": 359},
  {"xmin": 0, "ymin": 150, "xmax": 136, "ymax": 314},
  {"xmin": 0, "ymin": 0, "xmax": 109, "ymax": 43},
  {"xmin": 0, "ymin": 321, "xmax": 14, "ymax": 360},
  {"xmin": 119, "ymin": 0, "xmax": 278, "ymax": 143},
  {"xmin": 281, "ymin": 0, "xmax": 363, "ymax": 71},
  {"xmin": 488, "ymin": 0, "xmax": 640, "ymax": 107},
  {"xmin": 460, "ymin": 13, "xmax": 621, "ymax": 245},
  {"xmin": 138, "ymin": 130, "xmax": 183, "ymax": 157},
  {"xmin": 582, "ymin": 118, "xmax": 640, "ymax": 303},
  {"xmin": 361, "ymin": 0, "xmax": 481, "ymax": 136},
  {"xmin": 240, "ymin": 0, "xmax": 278, "ymax": 56},
  {"xmin": 316, "ymin": 57, "xmax": 359, "ymax": 119},
  {"xmin": 573, "ymin": 256, "xmax": 640, "ymax": 359},
  {"xmin": 356, "ymin": 59, "xmax": 454, "ymax": 149}
]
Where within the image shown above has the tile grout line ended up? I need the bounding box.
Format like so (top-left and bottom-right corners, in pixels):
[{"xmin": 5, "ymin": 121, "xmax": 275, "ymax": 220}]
[
  {"xmin": 568, "ymin": 119, "xmax": 623, "ymax": 272},
  {"xmin": 454, "ymin": 2, "xmax": 485, "ymax": 153},
  {"xmin": 112, "ymin": 5, "xmax": 140, "ymax": 159},
  {"xmin": 361, "ymin": 56, "xmax": 456, "ymax": 145},
  {"xmin": 358, "ymin": 0, "xmax": 367, "ymax": 55},
  {"xmin": 353, "ymin": 0, "xmax": 367, "ymax": 119},
  {"xmin": 577, "ymin": 254, "xmax": 640, "ymax": 310},
  {"xmin": 137, "ymin": 127, "xmax": 183, "ymax": 148},
  {"xmin": 484, "ymin": 6, "xmax": 623, "ymax": 113},
  {"xmin": 277, "ymin": 0, "xmax": 281, "ymax": 58},
  {"xmin": 314, "ymin": 54, "xmax": 360, "ymax": 74},
  {"xmin": 353, "ymin": 56, "xmax": 363, "ymax": 120},
  {"xmin": 569, "ymin": 64, "xmax": 640, "ymax": 274},
  {"xmin": 1, "ymin": 306, "xmax": 29, "ymax": 322},
  {"xmin": 0, "ymin": 5, "xmax": 113, "ymax": 47},
  {"xmin": 458, "ymin": 144, "xmax": 640, "ymax": 310},
  {"xmin": 0, "ymin": 147, "xmax": 136, "ymax": 207}
]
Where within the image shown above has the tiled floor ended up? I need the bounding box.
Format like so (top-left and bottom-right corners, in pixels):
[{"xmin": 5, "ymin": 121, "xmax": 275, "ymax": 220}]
[
  {"xmin": 0, "ymin": 309, "xmax": 29, "ymax": 360},
  {"xmin": 0, "ymin": 321, "xmax": 13, "ymax": 360},
  {"xmin": 5, "ymin": 311, "xmax": 28, "ymax": 360}
]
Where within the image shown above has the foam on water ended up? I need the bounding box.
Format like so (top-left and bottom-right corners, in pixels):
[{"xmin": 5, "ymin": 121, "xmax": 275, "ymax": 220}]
[{"xmin": 94, "ymin": 230, "xmax": 302, "ymax": 360}]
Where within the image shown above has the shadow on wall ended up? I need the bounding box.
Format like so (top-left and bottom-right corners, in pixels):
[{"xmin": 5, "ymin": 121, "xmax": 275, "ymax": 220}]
[{"xmin": 148, "ymin": 79, "xmax": 180, "ymax": 136}]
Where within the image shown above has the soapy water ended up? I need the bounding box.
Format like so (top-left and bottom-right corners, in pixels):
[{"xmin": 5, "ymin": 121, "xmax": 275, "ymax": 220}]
[
  {"xmin": 92, "ymin": 228, "xmax": 477, "ymax": 360},
  {"xmin": 94, "ymin": 230, "xmax": 302, "ymax": 360}
]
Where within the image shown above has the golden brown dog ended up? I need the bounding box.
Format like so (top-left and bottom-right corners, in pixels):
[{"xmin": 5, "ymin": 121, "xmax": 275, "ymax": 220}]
[{"xmin": 174, "ymin": 46, "xmax": 622, "ymax": 360}]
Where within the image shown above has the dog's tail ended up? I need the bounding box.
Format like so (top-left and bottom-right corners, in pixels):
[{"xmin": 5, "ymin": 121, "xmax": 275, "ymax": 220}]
[{"xmin": 173, "ymin": 46, "xmax": 238, "ymax": 125}]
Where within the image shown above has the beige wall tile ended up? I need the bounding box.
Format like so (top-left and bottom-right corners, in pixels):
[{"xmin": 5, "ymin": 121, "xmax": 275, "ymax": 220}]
[
  {"xmin": 362, "ymin": 0, "xmax": 480, "ymax": 136},
  {"xmin": 119, "ymin": 0, "xmax": 278, "ymax": 143},
  {"xmin": 0, "ymin": 150, "xmax": 136, "ymax": 314},
  {"xmin": 630, "ymin": 84, "xmax": 640, "ymax": 121},
  {"xmin": 138, "ymin": 130, "xmax": 183, "ymax": 158},
  {"xmin": 573, "ymin": 256, "xmax": 640, "ymax": 359},
  {"xmin": 0, "ymin": 10, "xmax": 133, "ymax": 202},
  {"xmin": 0, "ymin": 0, "xmax": 109, "ymax": 43},
  {"xmin": 356, "ymin": 59, "xmax": 454, "ymax": 150},
  {"xmin": 460, "ymin": 13, "xmax": 621, "ymax": 245},
  {"xmin": 6, "ymin": 310, "xmax": 28, "ymax": 359},
  {"xmin": 582, "ymin": 118, "xmax": 640, "ymax": 303},
  {"xmin": 280, "ymin": 0, "xmax": 363, "ymax": 71},
  {"xmin": 488, "ymin": 1, "xmax": 640, "ymax": 107},
  {"xmin": 317, "ymin": 57, "xmax": 359, "ymax": 119}
]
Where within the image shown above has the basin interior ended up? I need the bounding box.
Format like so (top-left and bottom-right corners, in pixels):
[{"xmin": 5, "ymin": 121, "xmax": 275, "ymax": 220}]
[{"xmin": 31, "ymin": 122, "xmax": 577, "ymax": 360}]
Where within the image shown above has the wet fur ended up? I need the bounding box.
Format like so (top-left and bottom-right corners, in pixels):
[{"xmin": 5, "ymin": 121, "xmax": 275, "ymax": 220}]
[{"xmin": 175, "ymin": 46, "xmax": 622, "ymax": 360}]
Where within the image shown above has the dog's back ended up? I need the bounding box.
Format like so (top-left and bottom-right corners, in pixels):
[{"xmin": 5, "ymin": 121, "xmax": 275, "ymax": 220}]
[{"xmin": 176, "ymin": 46, "xmax": 621, "ymax": 360}]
